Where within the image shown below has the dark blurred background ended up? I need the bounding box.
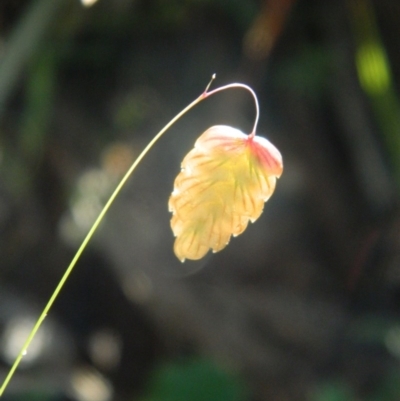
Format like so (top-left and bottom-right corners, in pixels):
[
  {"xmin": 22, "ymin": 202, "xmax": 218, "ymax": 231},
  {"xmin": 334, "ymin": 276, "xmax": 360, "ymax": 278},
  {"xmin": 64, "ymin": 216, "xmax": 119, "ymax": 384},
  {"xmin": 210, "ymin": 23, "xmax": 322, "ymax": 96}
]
[{"xmin": 1, "ymin": 0, "xmax": 400, "ymax": 400}]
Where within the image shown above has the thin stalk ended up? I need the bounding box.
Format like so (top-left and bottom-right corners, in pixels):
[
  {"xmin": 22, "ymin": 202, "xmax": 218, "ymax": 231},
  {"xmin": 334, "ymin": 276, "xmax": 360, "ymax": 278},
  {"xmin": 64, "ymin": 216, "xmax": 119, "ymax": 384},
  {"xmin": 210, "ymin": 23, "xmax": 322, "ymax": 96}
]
[
  {"xmin": 205, "ymin": 83, "xmax": 260, "ymax": 137},
  {"xmin": 0, "ymin": 77, "xmax": 259, "ymax": 396}
]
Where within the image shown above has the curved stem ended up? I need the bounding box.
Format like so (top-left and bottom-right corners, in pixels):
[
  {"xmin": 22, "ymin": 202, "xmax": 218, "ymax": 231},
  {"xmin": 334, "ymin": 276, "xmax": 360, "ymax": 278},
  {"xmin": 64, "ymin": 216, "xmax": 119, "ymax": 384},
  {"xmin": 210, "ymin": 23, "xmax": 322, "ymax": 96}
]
[
  {"xmin": 0, "ymin": 77, "xmax": 260, "ymax": 396},
  {"xmin": 0, "ymin": 95, "xmax": 203, "ymax": 397},
  {"xmin": 205, "ymin": 83, "xmax": 260, "ymax": 137}
]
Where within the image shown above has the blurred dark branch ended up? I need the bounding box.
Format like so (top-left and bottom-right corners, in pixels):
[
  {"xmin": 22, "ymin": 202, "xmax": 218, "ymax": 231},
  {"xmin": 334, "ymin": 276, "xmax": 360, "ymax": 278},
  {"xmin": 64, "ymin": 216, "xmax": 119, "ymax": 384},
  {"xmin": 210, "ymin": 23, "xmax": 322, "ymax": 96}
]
[{"xmin": 0, "ymin": 0, "xmax": 65, "ymax": 118}]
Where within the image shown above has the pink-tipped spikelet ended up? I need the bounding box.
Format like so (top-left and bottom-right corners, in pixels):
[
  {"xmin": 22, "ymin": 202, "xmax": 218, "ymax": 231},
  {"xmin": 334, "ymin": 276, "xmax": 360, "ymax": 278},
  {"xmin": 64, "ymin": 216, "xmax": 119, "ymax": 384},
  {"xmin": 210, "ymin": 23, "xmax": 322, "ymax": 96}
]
[{"xmin": 169, "ymin": 125, "xmax": 283, "ymax": 262}]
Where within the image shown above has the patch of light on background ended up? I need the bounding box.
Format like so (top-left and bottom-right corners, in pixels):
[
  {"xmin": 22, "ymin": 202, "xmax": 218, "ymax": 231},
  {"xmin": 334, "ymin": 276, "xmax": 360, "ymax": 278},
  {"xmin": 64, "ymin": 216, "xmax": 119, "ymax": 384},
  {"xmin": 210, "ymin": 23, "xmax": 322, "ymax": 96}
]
[
  {"xmin": 70, "ymin": 366, "xmax": 113, "ymax": 401},
  {"xmin": 122, "ymin": 271, "xmax": 153, "ymax": 304},
  {"xmin": 88, "ymin": 329, "xmax": 122, "ymax": 371},
  {"xmin": 58, "ymin": 142, "xmax": 134, "ymax": 246},
  {"xmin": 59, "ymin": 169, "xmax": 112, "ymax": 245},
  {"xmin": 77, "ymin": 169, "xmax": 112, "ymax": 200},
  {"xmin": 81, "ymin": 0, "xmax": 99, "ymax": 7},
  {"xmin": 71, "ymin": 196, "xmax": 103, "ymax": 231},
  {"xmin": 101, "ymin": 142, "xmax": 135, "ymax": 177},
  {"xmin": 1, "ymin": 315, "xmax": 51, "ymax": 367}
]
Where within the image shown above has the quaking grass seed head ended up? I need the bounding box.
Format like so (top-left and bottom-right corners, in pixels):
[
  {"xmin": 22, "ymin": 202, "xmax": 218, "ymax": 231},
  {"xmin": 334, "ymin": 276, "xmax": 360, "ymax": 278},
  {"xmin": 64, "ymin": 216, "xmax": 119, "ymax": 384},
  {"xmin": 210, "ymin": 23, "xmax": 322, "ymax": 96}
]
[{"xmin": 169, "ymin": 125, "xmax": 283, "ymax": 262}]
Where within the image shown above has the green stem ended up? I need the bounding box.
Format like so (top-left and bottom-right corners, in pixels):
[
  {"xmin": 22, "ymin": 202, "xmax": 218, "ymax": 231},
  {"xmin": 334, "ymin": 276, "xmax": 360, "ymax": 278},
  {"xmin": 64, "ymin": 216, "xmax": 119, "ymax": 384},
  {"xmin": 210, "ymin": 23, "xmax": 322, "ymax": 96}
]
[{"xmin": 0, "ymin": 93, "xmax": 204, "ymax": 397}]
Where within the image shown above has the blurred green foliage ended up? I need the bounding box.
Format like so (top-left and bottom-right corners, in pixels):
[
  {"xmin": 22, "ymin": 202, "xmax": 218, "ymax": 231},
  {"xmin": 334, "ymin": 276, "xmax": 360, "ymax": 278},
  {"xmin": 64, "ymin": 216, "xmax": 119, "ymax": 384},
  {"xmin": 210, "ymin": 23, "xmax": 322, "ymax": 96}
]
[
  {"xmin": 350, "ymin": 0, "xmax": 400, "ymax": 185},
  {"xmin": 141, "ymin": 358, "xmax": 248, "ymax": 401},
  {"xmin": 311, "ymin": 382, "xmax": 354, "ymax": 401}
]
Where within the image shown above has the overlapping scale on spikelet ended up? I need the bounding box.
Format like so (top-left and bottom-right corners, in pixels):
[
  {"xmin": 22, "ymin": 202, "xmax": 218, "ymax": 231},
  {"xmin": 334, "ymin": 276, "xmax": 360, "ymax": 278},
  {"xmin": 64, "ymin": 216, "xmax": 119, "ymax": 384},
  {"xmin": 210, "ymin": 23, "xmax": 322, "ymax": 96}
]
[{"xmin": 169, "ymin": 125, "xmax": 283, "ymax": 261}]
